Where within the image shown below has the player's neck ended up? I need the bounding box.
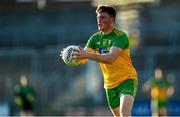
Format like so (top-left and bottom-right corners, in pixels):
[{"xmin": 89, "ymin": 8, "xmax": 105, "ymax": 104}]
[{"xmin": 102, "ymin": 27, "xmax": 114, "ymax": 35}]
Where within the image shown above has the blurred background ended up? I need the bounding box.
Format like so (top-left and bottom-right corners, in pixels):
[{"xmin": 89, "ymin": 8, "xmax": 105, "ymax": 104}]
[{"xmin": 0, "ymin": 0, "xmax": 180, "ymax": 116}]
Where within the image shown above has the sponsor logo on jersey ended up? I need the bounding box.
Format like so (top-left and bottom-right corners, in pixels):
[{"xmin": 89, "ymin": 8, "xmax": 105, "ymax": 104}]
[
  {"xmin": 99, "ymin": 48, "xmax": 109, "ymax": 55},
  {"xmin": 103, "ymin": 39, "xmax": 108, "ymax": 46}
]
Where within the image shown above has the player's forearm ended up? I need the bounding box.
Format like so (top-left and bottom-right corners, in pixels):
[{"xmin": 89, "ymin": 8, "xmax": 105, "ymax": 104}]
[{"xmin": 86, "ymin": 52, "xmax": 115, "ymax": 64}]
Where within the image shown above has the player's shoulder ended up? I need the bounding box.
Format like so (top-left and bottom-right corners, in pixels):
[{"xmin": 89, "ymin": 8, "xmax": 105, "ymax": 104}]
[
  {"xmin": 89, "ymin": 31, "xmax": 101, "ymax": 41},
  {"xmin": 113, "ymin": 28, "xmax": 126, "ymax": 37},
  {"xmin": 113, "ymin": 29, "xmax": 129, "ymax": 42},
  {"xmin": 91, "ymin": 31, "xmax": 101, "ymax": 38}
]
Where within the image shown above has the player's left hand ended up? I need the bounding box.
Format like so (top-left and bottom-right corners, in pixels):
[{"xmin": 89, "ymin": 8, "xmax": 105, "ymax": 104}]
[
  {"xmin": 73, "ymin": 46, "xmax": 88, "ymax": 59},
  {"xmin": 60, "ymin": 48, "xmax": 65, "ymax": 59}
]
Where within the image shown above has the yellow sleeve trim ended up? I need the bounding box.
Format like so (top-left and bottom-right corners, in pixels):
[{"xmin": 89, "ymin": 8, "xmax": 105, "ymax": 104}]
[{"xmin": 114, "ymin": 29, "xmax": 123, "ymax": 36}]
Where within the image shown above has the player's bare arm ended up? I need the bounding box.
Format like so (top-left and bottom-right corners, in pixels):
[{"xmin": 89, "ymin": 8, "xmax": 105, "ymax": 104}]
[{"xmin": 74, "ymin": 46, "xmax": 122, "ymax": 64}]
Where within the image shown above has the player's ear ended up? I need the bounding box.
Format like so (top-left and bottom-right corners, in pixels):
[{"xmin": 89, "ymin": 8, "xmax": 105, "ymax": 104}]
[{"xmin": 111, "ymin": 17, "xmax": 115, "ymax": 23}]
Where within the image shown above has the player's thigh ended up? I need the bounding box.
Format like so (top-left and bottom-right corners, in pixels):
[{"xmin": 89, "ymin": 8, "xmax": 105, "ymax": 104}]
[
  {"xmin": 151, "ymin": 100, "xmax": 159, "ymax": 116},
  {"xmin": 119, "ymin": 78, "xmax": 138, "ymax": 114},
  {"xmin": 106, "ymin": 87, "xmax": 120, "ymax": 109},
  {"xmin": 120, "ymin": 95, "xmax": 134, "ymax": 115},
  {"xmin": 106, "ymin": 87, "xmax": 120, "ymax": 116}
]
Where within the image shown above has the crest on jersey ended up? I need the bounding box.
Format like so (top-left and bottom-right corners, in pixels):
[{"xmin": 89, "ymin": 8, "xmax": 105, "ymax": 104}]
[{"xmin": 103, "ymin": 39, "xmax": 108, "ymax": 46}]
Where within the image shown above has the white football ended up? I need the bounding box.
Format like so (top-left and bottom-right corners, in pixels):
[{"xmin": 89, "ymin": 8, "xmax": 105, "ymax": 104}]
[{"xmin": 62, "ymin": 45, "xmax": 81, "ymax": 67}]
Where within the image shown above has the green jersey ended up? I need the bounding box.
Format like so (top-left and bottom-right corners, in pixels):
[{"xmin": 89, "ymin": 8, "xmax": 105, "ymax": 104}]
[{"xmin": 85, "ymin": 28, "xmax": 137, "ymax": 89}]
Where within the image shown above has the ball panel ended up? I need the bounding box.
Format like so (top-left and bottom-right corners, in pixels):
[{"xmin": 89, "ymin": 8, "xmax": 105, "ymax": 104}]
[{"xmin": 62, "ymin": 45, "xmax": 81, "ymax": 67}]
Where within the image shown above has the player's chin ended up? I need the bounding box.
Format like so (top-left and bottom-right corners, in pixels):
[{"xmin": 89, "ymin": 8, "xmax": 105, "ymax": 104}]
[
  {"xmin": 98, "ymin": 26, "xmax": 103, "ymax": 31},
  {"xmin": 98, "ymin": 27, "xmax": 106, "ymax": 32}
]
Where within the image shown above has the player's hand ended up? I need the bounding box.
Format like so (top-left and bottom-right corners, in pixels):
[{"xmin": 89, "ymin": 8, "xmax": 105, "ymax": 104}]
[
  {"xmin": 73, "ymin": 46, "xmax": 88, "ymax": 59},
  {"xmin": 60, "ymin": 48, "xmax": 65, "ymax": 59}
]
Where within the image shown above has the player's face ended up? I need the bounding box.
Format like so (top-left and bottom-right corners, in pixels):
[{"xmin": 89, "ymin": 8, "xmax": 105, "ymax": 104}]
[
  {"xmin": 97, "ymin": 12, "xmax": 114, "ymax": 32},
  {"xmin": 155, "ymin": 69, "xmax": 163, "ymax": 79},
  {"xmin": 20, "ymin": 75, "xmax": 28, "ymax": 86}
]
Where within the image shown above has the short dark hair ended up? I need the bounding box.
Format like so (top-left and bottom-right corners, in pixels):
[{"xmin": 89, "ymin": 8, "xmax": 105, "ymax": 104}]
[{"xmin": 96, "ymin": 5, "xmax": 116, "ymax": 19}]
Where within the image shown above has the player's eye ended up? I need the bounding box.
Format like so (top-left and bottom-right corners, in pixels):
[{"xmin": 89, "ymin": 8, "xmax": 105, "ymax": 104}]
[
  {"xmin": 97, "ymin": 16, "xmax": 105, "ymax": 20},
  {"xmin": 101, "ymin": 16, "xmax": 105, "ymax": 19}
]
